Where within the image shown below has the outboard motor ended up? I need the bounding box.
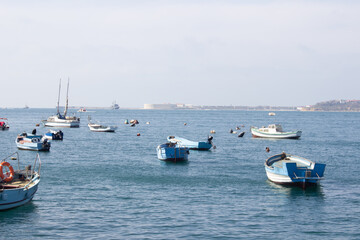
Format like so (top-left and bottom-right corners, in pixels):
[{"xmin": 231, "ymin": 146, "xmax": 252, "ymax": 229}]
[
  {"xmin": 207, "ymin": 135, "xmax": 213, "ymax": 144},
  {"xmin": 238, "ymin": 132, "xmax": 245, "ymax": 137},
  {"xmin": 32, "ymin": 128, "xmax": 37, "ymax": 135}
]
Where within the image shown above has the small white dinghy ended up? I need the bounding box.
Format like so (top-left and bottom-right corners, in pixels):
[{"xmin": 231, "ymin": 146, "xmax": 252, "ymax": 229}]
[{"xmin": 88, "ymin": 116, "xmax": 117, "ymax": 132}]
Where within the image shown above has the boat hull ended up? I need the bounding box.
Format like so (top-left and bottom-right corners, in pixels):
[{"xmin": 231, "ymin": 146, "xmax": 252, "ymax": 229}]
[
  {"xmin": 43, "ymin": 121, "xmax": 80, "ymax": 128},
  {"xmin": 0, "ymin": 175, "xmax": 40, "ymax": 211}
]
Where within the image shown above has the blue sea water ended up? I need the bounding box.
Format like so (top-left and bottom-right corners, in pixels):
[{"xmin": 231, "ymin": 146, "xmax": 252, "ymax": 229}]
[{"xmin": 0, "ymin": 109, "xmax": 359, "ymax": 239}]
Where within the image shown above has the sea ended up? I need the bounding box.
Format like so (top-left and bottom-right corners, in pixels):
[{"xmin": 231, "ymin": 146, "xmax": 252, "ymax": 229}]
[{"xmin": 0, "ymin": 108, "xmax": 359, "ymax": 239}]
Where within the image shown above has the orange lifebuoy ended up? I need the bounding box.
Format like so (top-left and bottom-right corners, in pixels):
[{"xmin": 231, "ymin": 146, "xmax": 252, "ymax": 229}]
[{"xmin": 0, "ymin": 161, "xmax": 15, "ymax": 182}]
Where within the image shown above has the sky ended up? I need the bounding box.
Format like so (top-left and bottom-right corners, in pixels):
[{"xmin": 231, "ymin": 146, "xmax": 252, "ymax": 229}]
[{"xmin": 0, "ymin": 0, "xmax": 359, "ymax": 108}]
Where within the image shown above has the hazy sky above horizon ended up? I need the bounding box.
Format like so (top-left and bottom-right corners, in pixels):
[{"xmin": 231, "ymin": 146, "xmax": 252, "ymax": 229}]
[{"xmin": 1, "ymin": 0, "xmax": 359, "ymax": 108}]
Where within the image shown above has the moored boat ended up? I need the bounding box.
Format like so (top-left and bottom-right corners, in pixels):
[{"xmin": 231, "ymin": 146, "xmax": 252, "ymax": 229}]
[
  {"xmin": 265, "ymin": 153, "xmax": 326, "ymax": 188},
  {"xmin": 268, "ymin": 112, "xmax": 276, "ymax": 116},
  {"xmin": 88, "ymin": 116, "xmax": 117, "ymax": 132},
  {"xmin": 44, "ymin": 129, "xmax": 63, "ymax": 140},
  {"xmin": 0, "ymin": 118, "xmax": 9, "ymax": 130},
  {"xmin": 42, "ymin": 79, "xmax": 80, "ymax": 128},
  {"xmin": 251, "ymin": 124, "xmax": 301, "ymax": 139},
  {"xmin": 156, "ymin": 142, "xmax": 189, "ymax": 162},
  {"xmin": 167, "ymin": 136, "xmax": 214, "ymax": 150},
  {"xmin": 15, "ymin": 133, "xmax": 51, "ymax": 151},
  {"xmin": 0, "ymin": 152, "xmax": 41, "ymax": 210}
]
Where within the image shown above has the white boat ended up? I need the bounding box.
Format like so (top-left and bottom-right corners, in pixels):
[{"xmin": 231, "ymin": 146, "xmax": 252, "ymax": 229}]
[
  {"xmin": 78, "ymin": 108, "xmax": 87, "ymax": 112},
  {"xmin": 88, "ymin": 116, "xmax": 117, "ymax": 132},
  {"xmin": 268, "ymin": 112, "xmax": 276, "ymax": 116},
  {"xmin": 0, "ymin": 152, "xmax": 41, "ymax": 210},
  {"xmin": 42, "ymin": 79, "xmax": 80, "ymax": 128},
  {"xmin": 251, "ymin": 124, "xmax": 302, "ymax": 139}
]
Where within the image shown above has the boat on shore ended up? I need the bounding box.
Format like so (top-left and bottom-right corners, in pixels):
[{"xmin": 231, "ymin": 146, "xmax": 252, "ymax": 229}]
[
  {"xmin": 88, "ymin": 116, "xmax": 117, "ymax": 132},
  {"xmin": 167, "ymin": 136, "xmax": 214, "ymax": 150},
  {"xmin": 265, "ymin": 153, "xmax": 326, "ymax": 189},
  {"xmin": 44, "ymin": 129, "xmax": 63, "ymax": 140},
  {"xmin": 251, "ymin": 124, "xmax": 301, "ymax": 139},
  {"xmin": 156, "ymin": 142, "xmax": 189, "ymax": 162},
  {"xmin": 15, "ymin": 133, "xmax": 51, "ymax": 151},
  {"xmin": 0, "ymin": 152, "xmax": 41, "ymax": 210},
  {"xmin": 42, "ymin": 79, "xmax": 80, "ymax": 128},
  {"xmin": 0, "ymin": 118, "xmax": 9, "ymax": 130}
]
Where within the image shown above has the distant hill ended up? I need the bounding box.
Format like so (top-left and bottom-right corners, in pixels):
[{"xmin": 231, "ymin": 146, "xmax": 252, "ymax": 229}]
[{"xmin": 311, "ymin": 100, "xmax": 360, "ymax": 112}]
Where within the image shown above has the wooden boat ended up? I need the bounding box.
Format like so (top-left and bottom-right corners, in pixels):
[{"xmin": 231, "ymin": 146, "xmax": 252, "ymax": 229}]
[
  {"xmin": 251, "ymin": 124, "xmax": 301, "ymax": 139},
  {"xmin": 42, "ymin": 79, "xmax": 80, "ymax": 128},
  {"xmin": 15, "ymin": 133, "xmax": 51, "ymax": 151},
  {"xmin": 0, "ymin": 152, "xmax": 41, "ymax": 210},
  {"xmin": 268, "ymin": 112, "xmax": 276, "ymax": 116},
  {"xmin": 167, "ymin": 136, "xmax": 213, "ymax": 150},
  {"xmin": 156, "ymin": 142, "xmax": 189, "ymax": 162},
  {"xmin": 44, "ymin": 129, "xmax": 63, "ymax": 140},
  {"xmin": 0, "ymin": 118, "xmax": 9, "ymax": 130},
  {"xmin": 265, "ymin": 153, "xmax": 326, "ymax": 188}
]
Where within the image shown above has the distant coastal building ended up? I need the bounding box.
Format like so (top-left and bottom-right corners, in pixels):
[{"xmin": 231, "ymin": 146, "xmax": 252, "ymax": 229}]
[{"xmin": 144, "ymin": 103, "xmax": 177, "ymax": 110}]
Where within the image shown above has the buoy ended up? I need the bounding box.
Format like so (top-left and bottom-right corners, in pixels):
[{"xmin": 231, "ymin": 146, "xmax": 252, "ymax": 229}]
[
  {"xmin": 266, "ymin": 147, "xmax": 270, "ymax": 152},
  {"xmin": 36, "ymin": 123, "xmax": 40, "ymax": 127},
  {"xmin": 229, "ymin": 129, "xmax": 233, "ymax": 133},
  {"xmin": 184, "ymin": 123, "xmax": 187, "ymax": 126},
  {"xmin": 124, "ymin": 119, "xmax": 129, "ymax": 124},
  {"xmin": 146, "ymin": 122, "xmax": 150, "ymax": 124},
  {"xmin": 210, "ymin": 130, "xmax": 216, "ymax": 134},
  {"xmin": 236, "ymin": 126, "xmax": 240, "ymax": 130},
  {"xmin": 137, "ymin": 133, "xmax": 141, "ymax": 136}
]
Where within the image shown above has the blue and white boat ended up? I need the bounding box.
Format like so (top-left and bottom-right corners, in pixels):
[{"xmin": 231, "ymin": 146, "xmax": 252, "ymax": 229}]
[
  {"xmin": 44, "ymin": 129, "xmax": 63, "ymax": 140},
  {"xmin": 0, "ymin": 152, "xmax": 41, "ymax": 210},
  {"xmin": 167, "ymin": 136, "xmax": 213, "ymax": 150},
  {"xmin": 156, "ymin": 142, "xmax": 189, "ymax": 162},
  {"xmin": 15, "ymin": 133, "xmax": 51, "ymax": 151},
  {"xmin": 265, "ymin": 153, "xmax": 326, "ymax": 188}
]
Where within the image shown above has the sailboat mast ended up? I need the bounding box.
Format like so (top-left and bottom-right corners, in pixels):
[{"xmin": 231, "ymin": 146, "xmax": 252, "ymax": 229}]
[
  {"xmin": 57, "ymin": 79, "xmax": 61, "ymax": 114},
  {"xmin": 64, "ymin": 78, "xmax": 69, "ymax": 117}
]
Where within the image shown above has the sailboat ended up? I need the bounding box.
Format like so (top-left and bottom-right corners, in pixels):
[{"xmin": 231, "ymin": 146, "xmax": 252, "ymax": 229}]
[{"xmin": 42, "ymin": 79, "xmax": 80, "ymax": 128}]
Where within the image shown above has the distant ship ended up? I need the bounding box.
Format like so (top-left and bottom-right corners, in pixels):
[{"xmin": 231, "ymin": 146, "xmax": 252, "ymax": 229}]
[
  {"xmin": 111, "ymin": 101, "xmax": 119, "ymax": 110},
  {"xmin": 24, "ymin": 105, "xmax": 29, "ymax": 109}
]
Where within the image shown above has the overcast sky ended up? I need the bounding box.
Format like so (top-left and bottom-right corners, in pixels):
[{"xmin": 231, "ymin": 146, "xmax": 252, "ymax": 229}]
[{"xmin": 0, "ymin": 0, "xmax": 359, "ymax": 108}]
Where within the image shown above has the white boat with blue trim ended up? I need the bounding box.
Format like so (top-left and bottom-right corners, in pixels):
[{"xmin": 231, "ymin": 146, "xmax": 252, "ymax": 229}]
[
  {"xmin": 265, "ymin": 153, "xmax": 326, "ymax": 188},
  {"xmin": 251, "ymin": 124, "xmax": 301, "ymax": 139},
  {"xmin": 15, "ymin": 133, "xmax": 51, "ymax": 151},
  {"xmin": 0, "ymin": 152, "xmax": 41, "ymax": 210},
  {"xmin": 167, "ymin": 136, "xmax": 214, "ymax": 150}
]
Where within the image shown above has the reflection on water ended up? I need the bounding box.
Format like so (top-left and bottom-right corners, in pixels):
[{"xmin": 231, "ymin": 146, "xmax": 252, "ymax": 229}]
[
  {"xmin": 0, "ymin": 201, "xmax": 38, "ymax": 222},
  {"xmin": 266, "ymin": 180, "xmax": 325, "ymax": 199}
]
